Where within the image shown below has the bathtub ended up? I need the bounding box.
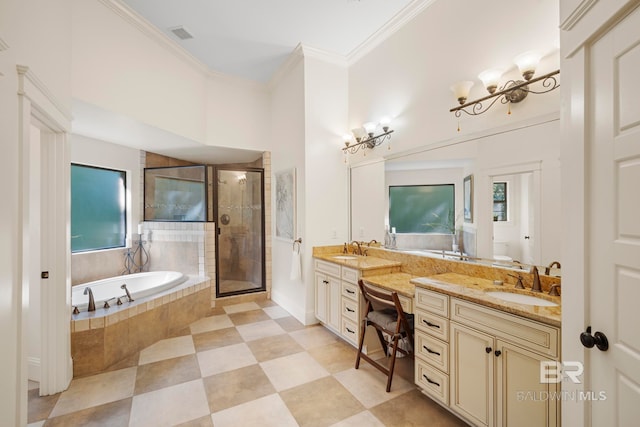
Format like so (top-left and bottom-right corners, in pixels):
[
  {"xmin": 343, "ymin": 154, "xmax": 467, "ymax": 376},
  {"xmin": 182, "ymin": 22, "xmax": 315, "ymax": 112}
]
[{"xmin": 72, "ymin": 271, "xmax": 187, "ymax": 311}]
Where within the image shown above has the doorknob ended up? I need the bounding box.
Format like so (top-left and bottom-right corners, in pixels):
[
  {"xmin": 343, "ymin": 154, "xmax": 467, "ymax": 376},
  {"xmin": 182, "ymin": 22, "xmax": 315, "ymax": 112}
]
[{"xmin": 580, "ymin": 326, "xmax": 609, "ymax": 351}]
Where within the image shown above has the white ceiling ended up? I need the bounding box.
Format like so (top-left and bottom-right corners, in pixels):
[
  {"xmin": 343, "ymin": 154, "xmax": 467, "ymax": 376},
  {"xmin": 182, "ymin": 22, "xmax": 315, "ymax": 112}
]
[{"xmin": 121, "ymin": 0, "xmax": 413, "ymax": 82}]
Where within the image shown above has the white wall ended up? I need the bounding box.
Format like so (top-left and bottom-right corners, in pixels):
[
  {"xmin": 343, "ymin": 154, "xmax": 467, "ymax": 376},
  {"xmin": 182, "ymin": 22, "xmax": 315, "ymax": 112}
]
[
  {"xmin": 269, "ymin": 57, "xmax": 307, "ymax": 322},
  {"xmin": 72, "ymin": 0, "xmax": 271, "ymax": 153},
  {"xmin": 347, "ymin": 0, "xmax": 560, "ymax": 165},
  {"xmin": 0, "ymin": 0, "xmax": 73, "ymax": 423}
]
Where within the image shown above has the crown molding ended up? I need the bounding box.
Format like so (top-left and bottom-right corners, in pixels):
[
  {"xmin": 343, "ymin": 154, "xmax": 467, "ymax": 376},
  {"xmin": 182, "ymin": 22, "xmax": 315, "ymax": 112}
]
[
  {"xmin": 299, "ymin": 44, "xmax": 348, "ymax": 68},
  {"xmin": 347, "ymin": 0, "xmax": 437, "ymax": 65},
  {"xmin": 17, "ymin": 65, "xmax": 73, "ymax": 129},
  {"xmin": 267, "ymin": 44, "xmax": 305, "ymax": 91},
  {"xmin": 98, "ymin": 0, "xmax": 210, "ymax": 75},
  {"xmin": 560, "ymin": 0, "xmax": 598, "ymax": 31}
]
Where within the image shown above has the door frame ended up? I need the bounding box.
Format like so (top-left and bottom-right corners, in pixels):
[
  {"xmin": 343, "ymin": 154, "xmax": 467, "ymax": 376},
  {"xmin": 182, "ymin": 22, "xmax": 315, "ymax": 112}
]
[
  {"xmin": 213, "ymin": 166, "xmax": 266, "ymax": 298},
  {"xmin": 17, "ymin": 65, "xmax": 73, "ymax": 411}
]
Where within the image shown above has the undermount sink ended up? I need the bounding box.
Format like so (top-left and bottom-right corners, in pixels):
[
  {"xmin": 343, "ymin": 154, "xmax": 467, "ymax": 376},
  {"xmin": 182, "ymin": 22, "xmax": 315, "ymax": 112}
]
[
  {"xmin": 333, "ymin": 255, "xmax": 358, "ymax": 260},
  {"xmin": 486, "ymin": 291, "xmax": 559, "ymax": 307}
]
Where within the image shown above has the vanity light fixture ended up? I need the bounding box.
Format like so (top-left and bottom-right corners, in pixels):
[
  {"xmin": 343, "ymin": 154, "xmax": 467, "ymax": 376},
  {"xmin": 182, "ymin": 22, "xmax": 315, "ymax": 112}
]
[
  {"xmin": 450, "ymin": 50, "xmax": 560, "ymax": 128},
  {"xmin": 342, "ymin": 117, "xmax": 394, "ymax": 160}
]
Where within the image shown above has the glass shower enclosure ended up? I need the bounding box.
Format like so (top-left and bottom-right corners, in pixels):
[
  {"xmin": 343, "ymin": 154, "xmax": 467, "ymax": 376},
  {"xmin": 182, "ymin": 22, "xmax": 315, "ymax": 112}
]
[{"xmin": 215, "ymin": 167, "xmax": 265, "ymax": 297}]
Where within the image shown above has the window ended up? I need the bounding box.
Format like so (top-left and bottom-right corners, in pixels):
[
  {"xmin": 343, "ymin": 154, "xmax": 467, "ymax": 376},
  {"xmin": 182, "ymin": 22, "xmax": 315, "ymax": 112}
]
[
  {"xmin": 493, "ymin": 182, "xmax": 507, "ymax": 221},
  {"xmin": 71, "ymin": 164, "xmax": 127, "ymax": 252},
  {"xmin": 389, "ymin": 184, "xmax": 455, "ymax": 233}
]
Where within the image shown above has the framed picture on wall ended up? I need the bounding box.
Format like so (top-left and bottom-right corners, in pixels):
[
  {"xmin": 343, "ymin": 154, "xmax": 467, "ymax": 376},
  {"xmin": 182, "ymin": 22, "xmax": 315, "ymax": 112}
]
[
  {"xmin": 275, "ymin": 168, "xmax": 296, "ymax": 241},
  {"xmin": 464, "ymin": 174, "xmax": 473, "ymax": 223}
]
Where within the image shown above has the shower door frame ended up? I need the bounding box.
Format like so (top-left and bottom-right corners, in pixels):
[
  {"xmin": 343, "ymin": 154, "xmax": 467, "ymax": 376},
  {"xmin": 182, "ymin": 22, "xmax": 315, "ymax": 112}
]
[{"xmin": 213, "ymin": 166, "xmax": 266, "ymax": 298}]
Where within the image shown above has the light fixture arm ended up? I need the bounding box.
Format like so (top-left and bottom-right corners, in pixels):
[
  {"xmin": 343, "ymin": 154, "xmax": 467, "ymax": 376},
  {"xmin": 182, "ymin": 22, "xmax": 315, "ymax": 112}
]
[
  {"xmin": 342, "ymin": 129, "xmax": 394, "ymax": 155},
  {"xmin": 450, "ymin": 69, "xmax": 559, "ymax": 117}
]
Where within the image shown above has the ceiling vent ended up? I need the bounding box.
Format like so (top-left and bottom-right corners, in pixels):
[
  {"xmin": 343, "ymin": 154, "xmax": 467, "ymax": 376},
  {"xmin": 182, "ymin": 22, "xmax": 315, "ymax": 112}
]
[{"xmin": 169, "ymin": 26, "xmax": 194, "ymax": 40}]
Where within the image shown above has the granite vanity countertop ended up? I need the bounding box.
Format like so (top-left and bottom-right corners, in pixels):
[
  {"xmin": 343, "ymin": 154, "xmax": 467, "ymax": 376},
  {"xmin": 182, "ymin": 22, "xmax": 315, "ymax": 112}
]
[
  {"xmin": 412, "ymin": 272, "xmax": 561, "ymax": 327},
  {"xmin": 313, "ymin": 253, "xmax": 402, "ymax": 271},
  {"xmin": 359, "ymin": 273, "xmax": 417, "ymax": 298}
]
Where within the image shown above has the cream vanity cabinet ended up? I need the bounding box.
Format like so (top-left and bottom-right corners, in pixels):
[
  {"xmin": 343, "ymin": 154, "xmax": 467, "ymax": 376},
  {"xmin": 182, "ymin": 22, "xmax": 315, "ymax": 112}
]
[
  {"xmin": 415, "ymin": 287, "xmax": 560, "ymax": 427},
  {"xmin": 450, "ymin": 298, "xmax": 560, "ymax": 427},
  {"xmin": 314, "ymin": 259, "xmax": 361, "ymax": 344}
]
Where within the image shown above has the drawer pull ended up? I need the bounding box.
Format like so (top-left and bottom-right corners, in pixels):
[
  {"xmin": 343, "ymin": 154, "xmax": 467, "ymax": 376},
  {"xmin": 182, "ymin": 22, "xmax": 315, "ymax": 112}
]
[
  {"xmin": 423, "ymin": 319, "xmax": 440, "ymax": 329},
  {"xmin": 346, "ymin": 307, "xmax": 355, "ymax": 313},
  {"xmin": 346, "ymin": 327, "xmax": 355, "ymax": 334},
  {"xmin": 346, "ymin": 289, "xmax": 355, "ymax": 294},
  {"xmin": 423, "ymin": 374, "xmax": 440, "ymax": 387},
  {"xmin": 423, "ymin": 345, "xmax": 441, "ymax": 356},
  {"xmin": 323, "ymin": 280, "xmax": 329, "ymax": 284}
]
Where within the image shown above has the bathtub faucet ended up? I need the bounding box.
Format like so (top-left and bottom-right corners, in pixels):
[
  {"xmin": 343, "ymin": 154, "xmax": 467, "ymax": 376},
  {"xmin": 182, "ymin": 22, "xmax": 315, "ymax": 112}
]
[
  {"xmin": 83, "ymin": 287, "xmax": 96, "ymax": 312},
  {"xmin": 121, "ymin": 283, "xmax": 134, "ymax": 302}
]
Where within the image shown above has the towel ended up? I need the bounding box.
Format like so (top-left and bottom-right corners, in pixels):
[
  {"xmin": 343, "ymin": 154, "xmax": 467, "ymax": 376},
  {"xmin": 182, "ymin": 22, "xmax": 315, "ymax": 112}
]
[{"xmin": 290, "ymin": 247, "xmax": 302, "ymax": 281}]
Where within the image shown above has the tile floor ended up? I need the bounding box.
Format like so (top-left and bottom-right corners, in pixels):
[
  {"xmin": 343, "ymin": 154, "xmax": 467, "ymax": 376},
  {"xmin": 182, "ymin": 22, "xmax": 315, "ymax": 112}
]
[{"xmin": 28, "ymin": 300, "xmax": 469, "ymax": 427}]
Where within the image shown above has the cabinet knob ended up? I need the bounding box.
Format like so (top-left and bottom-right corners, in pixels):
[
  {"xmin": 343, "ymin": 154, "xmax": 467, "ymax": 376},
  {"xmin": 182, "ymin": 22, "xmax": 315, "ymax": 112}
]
[
  {"xmin": 485, "ymin": 347, "xmax": 492, "ymax": 354},
  {"xmin": 494, "ymin": 350, "xmax": 502, "ymax": 357}
]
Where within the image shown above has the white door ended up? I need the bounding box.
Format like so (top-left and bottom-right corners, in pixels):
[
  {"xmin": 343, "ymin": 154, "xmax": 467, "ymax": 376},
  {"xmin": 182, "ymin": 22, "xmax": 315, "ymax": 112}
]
[{"xmin": 588, "ymin": 5, "xmax": 640, "ymax": 424}]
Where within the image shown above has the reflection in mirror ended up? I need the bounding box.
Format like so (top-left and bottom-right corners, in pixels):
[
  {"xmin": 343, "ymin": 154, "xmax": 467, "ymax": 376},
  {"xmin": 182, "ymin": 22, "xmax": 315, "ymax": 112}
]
[{"xmin": 350, "ymin": 117, "xmax": 562, "ymax": 278}]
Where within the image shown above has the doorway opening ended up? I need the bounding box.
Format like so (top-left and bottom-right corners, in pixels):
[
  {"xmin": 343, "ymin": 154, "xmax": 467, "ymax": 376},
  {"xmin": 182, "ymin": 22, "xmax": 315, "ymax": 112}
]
[{"xmin": 215, "ymin": 167, "xmax": 265, "ymax": 297}]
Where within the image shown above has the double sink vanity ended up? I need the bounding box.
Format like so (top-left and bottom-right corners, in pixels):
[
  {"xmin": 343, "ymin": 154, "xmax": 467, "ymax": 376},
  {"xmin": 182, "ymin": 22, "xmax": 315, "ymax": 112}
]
[{"xmin": 313, "ymin": 245, "xmax": 561, "ymax": 427}]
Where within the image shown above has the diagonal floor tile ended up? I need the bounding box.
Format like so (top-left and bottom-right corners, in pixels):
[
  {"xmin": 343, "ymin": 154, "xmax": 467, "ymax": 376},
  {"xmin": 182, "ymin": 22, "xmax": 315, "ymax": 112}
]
[
  {"xmin": 289, "ymin": 325, "xmax": 340, "ymax": 350},
  {"xmin": 197, "ymin": 342, "xmax": 257, "ymax": 377},
  {"xmin": 27, "ymin": 388, "xmax": 60, "ymax": 423},
  {"xmin": 260, "ymin": 351, "xmax": 329, "ymax": 391},
  {"xmin": 280, "ymin": 376, "xmax": 364, "ymax": 427},
  {"xmin": 134, "ymin": 354, "xmax": 201, "ymax": 395},
  {"xmin": 210, "ymin": 393, "xmax": 298, "ymax": 427},
  {"xmin": 246, "ymin": 333, "xmax": 304, "ymax": 362},
  {"xmin": 222, "ymin": 302, "xmax": 261, "ymax": 314},
  {"xmin": 236, "ymin": 319, "xmax": 286, "ymax": 342},
  {"xmin": 329, "ymin": 410, "xmax": 386, "ymax": 427},
  {"xmin": 175, "ymin": 415, "xmax": 214, "ymax": 427},
  {"xmin": 129, "ymin": 379, "xmax": 210, "ymax": 427},
  {"xmin": 334, "ymin": 363, "xmax": 413, "ymax": 409},
  {"xmin": 49, "ymin": 367, "xmax": 137, "ymax": 417},
  {"xmin": 308, "ymin": 340, "xmax": 358, "ymax": 374},
  {"xmin": 370, "ymin": 388, "xmax": 469, "ymax": 427},
  {"xmin": 275, "ymin": 316, "xmax": 306, "ymax": 332},
  {"xmin": 138, "ymin": 335, "xmax": 195, "ymax": 365},
  {"xmin": 262, "ymin": 305, "xmax": 290, "ymax": 319},
  {"xmin": 228, "ymin": 309, "xmax": 271, "ymax": 326},
  {"xmin": 202, "ymin": 364, "xmax": 275, "ymax": 412},
  {"xmin": 192, "ymin": 327, "xmax": 243, "ymax": 352},
  {"xmin": 189, "ymin": 314, "xmax": 233, "ymax": 335},
  {"xmin": 44, "ymin": 397, "xmax": 131, "ymax": 427}
]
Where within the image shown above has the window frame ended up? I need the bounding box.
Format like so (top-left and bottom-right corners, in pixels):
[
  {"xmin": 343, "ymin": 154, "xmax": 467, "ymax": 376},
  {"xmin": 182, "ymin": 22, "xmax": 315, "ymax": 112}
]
[
  {"xmin": 388, "ymin": 183, "xmax": 456, "ymax": 234},
  {"xmin": 71, "ymin": 163, "xmax": 128, "ymax": 253},
  {"xmin": 493, "ymin": 181, "xmax": 508, "ymax": 222}
]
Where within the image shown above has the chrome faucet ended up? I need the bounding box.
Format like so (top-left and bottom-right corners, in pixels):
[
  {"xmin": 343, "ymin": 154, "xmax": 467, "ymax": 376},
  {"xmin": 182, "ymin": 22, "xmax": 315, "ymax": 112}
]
[
  {"xmin": 83, "ymin": 287, "xmax": 96, "ymax": 312},
  {"xmin": 545, "ymin": 261, "xmax": 562, "ymax": 275},
  {"xmin": 531, "ymin": 266, "xmax": 542, "ymax": 292},
  {"xmin": 121, "ymin": 283, "xmax": 134, "ymax": 302}
]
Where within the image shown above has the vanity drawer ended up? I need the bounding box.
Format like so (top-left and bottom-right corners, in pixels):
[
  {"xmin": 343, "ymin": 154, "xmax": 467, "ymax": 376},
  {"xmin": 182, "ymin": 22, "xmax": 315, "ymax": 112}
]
[
  {"xmin": 341, "ymin": 297, "xmax": 359, "ymax": 322},
  {"xmin": 315, "ymin": 260, "xmax": 341, "ymax": 277},
  {"xmin": 341, "ymin": 318, "xmax": 359, "ymax": 345},
  {"xmin": 342, "ymin": 282, "xmax": 359, "ymax": 301},
  {"xmin": 415, "ymin": 331, "xmax": 449, "ymax": 373},
  {"xmin": 341, "ymin": 267, "xmax": 359, "ymax": 284},
  {"xmin": 415, "ymin": 287, "xmax": 449, "ymax": 317},
  {"xmin": 450, "ymin": 298, "xmax": 560, "ymax": 358},
  {"xmin": 415, "ymin": 308, "xmax": 449, "ymax": 342},
  {"xmin": 415, "ymin": 358, "xmax": 449, "ymax": 405},
  {"xmin": 397, "ymin": 293, "xmax": 413, "ymax": 314}
]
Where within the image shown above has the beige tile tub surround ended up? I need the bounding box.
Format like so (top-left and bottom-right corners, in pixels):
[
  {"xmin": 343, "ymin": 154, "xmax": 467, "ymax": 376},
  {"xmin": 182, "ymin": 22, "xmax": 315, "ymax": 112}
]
[{"xmin": 71, "ymin": 276, "xmax": 211, "ymax": 377}]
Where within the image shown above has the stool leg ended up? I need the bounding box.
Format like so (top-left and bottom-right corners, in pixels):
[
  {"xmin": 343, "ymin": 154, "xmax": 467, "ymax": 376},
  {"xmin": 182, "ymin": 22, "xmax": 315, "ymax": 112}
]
[{"xmin": 355, "ymin": 319, "xmax": 367, "ymax": 369}]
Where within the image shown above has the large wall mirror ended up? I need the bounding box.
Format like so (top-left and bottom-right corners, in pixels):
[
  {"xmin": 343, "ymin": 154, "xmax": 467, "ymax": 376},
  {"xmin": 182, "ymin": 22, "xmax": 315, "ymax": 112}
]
[{"xmin": 350, "ymin": 117, "xmax": 562, "ymax": 277}]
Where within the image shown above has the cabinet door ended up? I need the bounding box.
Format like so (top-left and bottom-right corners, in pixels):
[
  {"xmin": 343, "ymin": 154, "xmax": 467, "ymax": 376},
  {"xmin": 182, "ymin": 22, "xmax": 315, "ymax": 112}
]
[
  {"xmin": 450, "ymin": 322, "xmax": 494, "ymax": 427},
  {"xmin": 495, "ymin": 340, "xmax": 559, "ymax": 427},
  {"xmin": 328, "ymin": 276, "xmax": 341, "ymax": 330},
  {"xmin": 314, "ymin": 272, "xmax": 328, "ymax": 323}
]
